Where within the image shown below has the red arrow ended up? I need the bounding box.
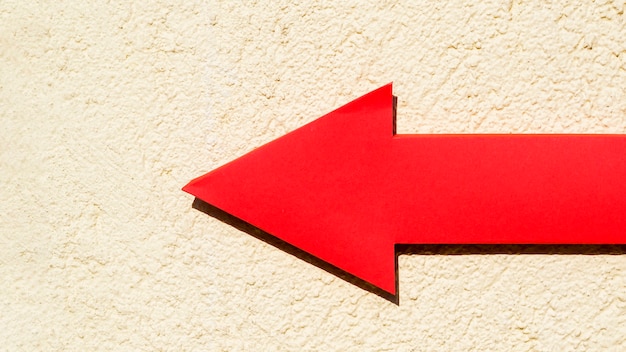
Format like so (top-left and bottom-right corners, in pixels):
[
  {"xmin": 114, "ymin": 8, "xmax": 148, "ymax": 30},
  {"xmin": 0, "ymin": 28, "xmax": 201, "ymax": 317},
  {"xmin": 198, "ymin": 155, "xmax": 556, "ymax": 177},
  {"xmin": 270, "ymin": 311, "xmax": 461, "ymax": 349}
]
[{"xmin": 184, "ymin": 84, "xmax": 626, "ymax": 295}]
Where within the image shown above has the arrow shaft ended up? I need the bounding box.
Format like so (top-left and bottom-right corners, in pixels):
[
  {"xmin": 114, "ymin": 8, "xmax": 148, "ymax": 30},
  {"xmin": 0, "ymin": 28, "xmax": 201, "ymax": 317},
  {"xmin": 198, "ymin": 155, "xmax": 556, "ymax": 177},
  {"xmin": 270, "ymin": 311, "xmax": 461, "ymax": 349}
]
[{"xmin": 391, "ymin": 135, "xmax": 626, "ymax": 244}]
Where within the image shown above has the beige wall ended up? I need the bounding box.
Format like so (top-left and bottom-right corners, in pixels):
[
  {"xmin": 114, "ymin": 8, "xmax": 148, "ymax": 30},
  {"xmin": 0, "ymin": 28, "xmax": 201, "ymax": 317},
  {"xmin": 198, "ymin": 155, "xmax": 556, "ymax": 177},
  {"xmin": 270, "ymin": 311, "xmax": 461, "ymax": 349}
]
[{"xmin": 2, "ymin": 0, "xmax": 626, "ymax": 350}]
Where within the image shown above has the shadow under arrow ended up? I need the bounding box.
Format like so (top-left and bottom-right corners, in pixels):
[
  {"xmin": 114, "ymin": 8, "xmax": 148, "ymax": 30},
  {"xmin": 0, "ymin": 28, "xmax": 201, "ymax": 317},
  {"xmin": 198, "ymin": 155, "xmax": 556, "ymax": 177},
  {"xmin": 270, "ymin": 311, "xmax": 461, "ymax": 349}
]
[{"xmin": 192, "ymin": 197, "xmax": 626, "ymax": 305}]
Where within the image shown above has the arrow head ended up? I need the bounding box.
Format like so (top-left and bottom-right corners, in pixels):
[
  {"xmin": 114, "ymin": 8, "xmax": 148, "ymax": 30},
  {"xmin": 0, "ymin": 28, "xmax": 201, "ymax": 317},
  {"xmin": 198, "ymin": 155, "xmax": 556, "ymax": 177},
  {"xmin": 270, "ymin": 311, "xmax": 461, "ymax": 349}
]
[{"xmin": 184, "ymin": 84, "xmax": 398, "ymax": 294}]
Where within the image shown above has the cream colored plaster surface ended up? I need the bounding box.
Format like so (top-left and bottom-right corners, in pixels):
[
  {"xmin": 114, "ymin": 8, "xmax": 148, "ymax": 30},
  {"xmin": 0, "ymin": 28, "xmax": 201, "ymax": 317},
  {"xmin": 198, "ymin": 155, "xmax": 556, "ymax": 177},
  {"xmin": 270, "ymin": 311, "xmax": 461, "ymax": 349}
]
[{"xmin": 1, "ymin": 0, "xmax": 626, "ymax": 350}]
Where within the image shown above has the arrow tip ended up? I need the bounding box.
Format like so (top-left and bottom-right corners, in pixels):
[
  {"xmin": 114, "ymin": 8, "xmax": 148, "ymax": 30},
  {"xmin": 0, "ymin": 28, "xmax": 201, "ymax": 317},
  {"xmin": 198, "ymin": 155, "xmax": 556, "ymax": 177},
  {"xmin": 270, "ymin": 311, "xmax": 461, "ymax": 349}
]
[{"xmin": 184, "ymin": 83, "xmax": 398, "ymax": 296}]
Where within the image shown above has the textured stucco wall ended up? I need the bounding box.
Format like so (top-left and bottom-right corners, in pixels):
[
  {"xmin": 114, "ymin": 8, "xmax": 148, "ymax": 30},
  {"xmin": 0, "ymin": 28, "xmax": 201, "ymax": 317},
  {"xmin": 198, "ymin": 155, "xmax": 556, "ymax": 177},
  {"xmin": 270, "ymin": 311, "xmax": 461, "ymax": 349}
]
[{"xmin": 2, "ymin": 1, "xmax": 626, "ymax": 350}]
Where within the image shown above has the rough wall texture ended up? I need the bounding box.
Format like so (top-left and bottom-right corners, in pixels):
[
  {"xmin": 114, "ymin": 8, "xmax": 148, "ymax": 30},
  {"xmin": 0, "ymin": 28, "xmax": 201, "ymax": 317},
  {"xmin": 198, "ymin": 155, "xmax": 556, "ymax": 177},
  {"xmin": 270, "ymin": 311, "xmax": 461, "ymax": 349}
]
[{"xmin": 1, "ymin": 0, "xmax": 626, "ymax": 350}]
